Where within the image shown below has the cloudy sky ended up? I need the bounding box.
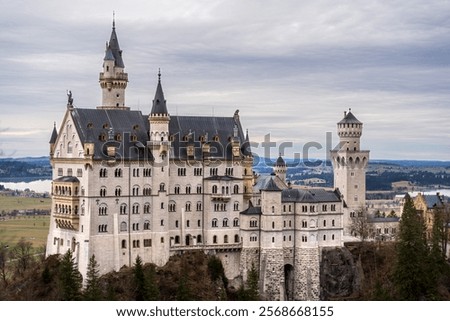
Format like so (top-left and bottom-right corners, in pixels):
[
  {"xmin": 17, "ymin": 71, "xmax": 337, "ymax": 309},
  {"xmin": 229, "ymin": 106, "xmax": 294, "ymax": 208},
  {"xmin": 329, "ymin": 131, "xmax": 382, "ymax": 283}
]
[{"xmin": 0, "ymin": 0, "xmax": 449, "ymax": 161}]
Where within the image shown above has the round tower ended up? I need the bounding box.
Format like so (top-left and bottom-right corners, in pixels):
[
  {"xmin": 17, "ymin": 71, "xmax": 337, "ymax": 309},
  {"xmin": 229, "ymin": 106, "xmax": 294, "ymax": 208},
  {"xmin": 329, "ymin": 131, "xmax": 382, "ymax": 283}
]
[
  {"xmin": 98, "ymin": 19, "xmax": 129, "ymax": 110},
  {"xmin": 274, "ymin": 154, "xmax": 287, "ymax": 183}
]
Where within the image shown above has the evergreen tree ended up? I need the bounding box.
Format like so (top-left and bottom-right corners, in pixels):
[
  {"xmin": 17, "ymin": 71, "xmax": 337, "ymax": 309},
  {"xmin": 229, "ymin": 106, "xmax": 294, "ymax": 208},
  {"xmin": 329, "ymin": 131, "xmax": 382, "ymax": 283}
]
[
  {"xmin": 59, "ymin": 250, "xmax": 82, "ymax": 300},
  {"xmin": 238, "ymin": 262, "xmax": 260, "ymax": 301},
  {"xmin": 133, "ymin": 255, "xmax": 147, "ymax": 301},
  {"xmin": 146, "ymin": 265, "xmax": 160, "ymax": 301},
  {"xmin": 393, "ymin": 195, "xmax": 430, "ymax": 300},
  {"xmin": 84, "ymin": 254, "xmax": 102, "ymax": 300}
]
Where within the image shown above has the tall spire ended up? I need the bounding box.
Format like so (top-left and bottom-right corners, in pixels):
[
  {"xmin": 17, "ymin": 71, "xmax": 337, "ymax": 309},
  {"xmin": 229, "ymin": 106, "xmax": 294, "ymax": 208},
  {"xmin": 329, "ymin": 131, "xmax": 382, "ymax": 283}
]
[
  {"xmin": 151, "ymin": 69, "xmax": 168, "ymax": 115},
  {"xmin": 107, "ymin": 19, "xmax": 124, "ymax": 68}
]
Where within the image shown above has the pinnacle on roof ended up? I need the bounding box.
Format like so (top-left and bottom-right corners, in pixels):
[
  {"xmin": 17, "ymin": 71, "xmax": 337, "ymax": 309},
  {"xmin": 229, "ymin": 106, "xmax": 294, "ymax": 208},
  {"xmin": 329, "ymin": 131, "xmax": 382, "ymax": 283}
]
[
  {"xmin": 151, "ymin": 70, "xmax": 169, "ymax": 115},
  {"xmin": 49, "ymin": 122, "xmax": 58, "ymax": 144},
  {"xmin": 338, "ymin": 108, "xmax": 362, "ymax": 124}
]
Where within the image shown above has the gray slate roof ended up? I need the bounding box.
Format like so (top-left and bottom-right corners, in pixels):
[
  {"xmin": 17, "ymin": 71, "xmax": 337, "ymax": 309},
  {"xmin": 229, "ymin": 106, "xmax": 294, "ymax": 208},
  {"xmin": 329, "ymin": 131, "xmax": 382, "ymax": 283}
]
[
  {"xmin": 54, "ymin": 176, "xmax": 80, "ymax": 183},
  {"xmin": 169, "ymin": 115, "xmax": 249, "ymax": 160},
  {"xmin": 151, "ymin": 76, "xmax": 168, "ymax": 115},
  {"xmin": 69, "ymin": 107, "xmax": 250, "ymax": 161},
  {"xmin": 106, "ymin": 25, "xmax": 124, "ymax": 68},
  {"xmin": 49, "ymin": 124, "xmax": 58, "ymax": 144},
  {"xmin": 423, "ymin": 194, "xmax": 445, "ymax": 209},
  {"xmin": 282, "ymin": 188, "xmax": 341, "ymax": 203},
  {"xmin": 71, "ymin": 108, "xmax": 152, "ymax": 161},
  {"xmin": 240, "ymin": 205, "xmax": 262, "ymax": 215},
  {"xmin": 275, "ymin": 155, "xmax": 286, "ymax": 166},
  {"xmin": 338, "ymin": 110, "xmax": 362, "ymax": 125},
  {"xmin": 253, "ymin": 174, "xmax": 287, "ymax": 193}
]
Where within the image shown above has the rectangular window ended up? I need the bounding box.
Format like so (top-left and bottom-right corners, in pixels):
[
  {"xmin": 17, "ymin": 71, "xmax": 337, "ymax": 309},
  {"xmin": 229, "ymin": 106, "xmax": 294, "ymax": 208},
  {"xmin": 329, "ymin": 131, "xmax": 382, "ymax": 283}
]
[
  {"xmin": 58, "ymin": 168, "xmax": 63, "ymax": 176},
  {"xmin": 144, "ymin": 239, "xmax": 152, "ymax": 247},
  {"xmin": 77, "ymin": 169, "xmax": 82, "ymax": 177}
]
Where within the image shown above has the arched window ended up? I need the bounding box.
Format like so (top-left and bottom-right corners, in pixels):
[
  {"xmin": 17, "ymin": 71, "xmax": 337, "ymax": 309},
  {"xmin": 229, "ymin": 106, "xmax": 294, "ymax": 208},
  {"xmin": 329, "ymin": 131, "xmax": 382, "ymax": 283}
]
[
  {"xmin": 233, "ymin": 185, "xmax": 239, "ymax": 194},
  {"xmin": 120, "ymin": 222, "xmax": 127, "ymax": 231},
  {"xmin": 121, "ymin": 240, "xmax": 126, "ymax": 248},
  {"xmin": 160, "ymin": 183, "xmax": 165, "ymax": 192},
  {"xmin": 144, "ymin": 203, "xmax": 151, "ymax": 214},
  {"xmin": 120, "ymin": 203, "xmax": 127, "ymax": 215},
  {"xmin": 213, "ymin": 235, "xmax": 218, "ymax": 244},
  {"xmin": 223, "ymin": 218, "xmax": 229, "ymax": 227},
  {"xmin": 144, "ymin": 220, "xmax": 150, "ymax": 230},
  {"xmin": 234, "ymin": 234, "xmax": 239, "ymax": 243},
  {"xmin": 185, "ymin": 202, "xmax": 191, "ymax": 212},
  {"xmin": 233, "ymin": 217, "xmax": 239, "ymax": 227},
  {"xmin": 224, "ymin": 235, "xmax": 228, "ymax": 243},
  {"xmin": 212, "ymin": 218, "xmax": 218, "ymax": 227},
  {"xmin": 212, "ymin": 185, "xmax": 218, "ymax": 194},
  {"xmin": 169, "ymin": 201, "xmax": 176, "ymax": 212}
]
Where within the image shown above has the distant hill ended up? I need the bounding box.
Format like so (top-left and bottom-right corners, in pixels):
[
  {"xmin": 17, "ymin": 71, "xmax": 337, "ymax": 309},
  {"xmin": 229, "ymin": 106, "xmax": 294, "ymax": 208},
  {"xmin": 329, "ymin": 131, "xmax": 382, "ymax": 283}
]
[{"xmin": 0, "ymin": 156, "xmax": 51, "ymax": 182}]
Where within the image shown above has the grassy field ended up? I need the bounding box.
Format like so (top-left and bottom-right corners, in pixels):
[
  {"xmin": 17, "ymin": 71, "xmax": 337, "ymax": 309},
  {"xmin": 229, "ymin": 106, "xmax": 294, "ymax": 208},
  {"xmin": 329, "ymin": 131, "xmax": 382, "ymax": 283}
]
[
  {"xmin": 0, "ymin": 195, "xmax": 51, "ymax": 212},
  {"xmin": 0, "ymin": 215, "xmax": 50, "ymax": 248}
]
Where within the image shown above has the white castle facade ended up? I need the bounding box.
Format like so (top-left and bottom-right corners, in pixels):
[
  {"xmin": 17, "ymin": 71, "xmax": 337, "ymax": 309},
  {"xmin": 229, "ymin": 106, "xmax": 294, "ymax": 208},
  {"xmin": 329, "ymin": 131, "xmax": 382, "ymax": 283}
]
[{"xmin": 46, "ymin": 22, "xmax": 369, "ymax": 300}]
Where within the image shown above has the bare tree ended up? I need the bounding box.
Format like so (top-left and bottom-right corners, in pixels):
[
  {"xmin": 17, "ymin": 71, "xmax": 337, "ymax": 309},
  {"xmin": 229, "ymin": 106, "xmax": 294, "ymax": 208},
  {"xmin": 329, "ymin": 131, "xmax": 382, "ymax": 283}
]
[
  {"xmin": 11, "ymin": 238, "xmax": 34, "ymax": 276},
  {"xmin": 350, "ymin": 206, "xmax": 370, "ymax": 242}
]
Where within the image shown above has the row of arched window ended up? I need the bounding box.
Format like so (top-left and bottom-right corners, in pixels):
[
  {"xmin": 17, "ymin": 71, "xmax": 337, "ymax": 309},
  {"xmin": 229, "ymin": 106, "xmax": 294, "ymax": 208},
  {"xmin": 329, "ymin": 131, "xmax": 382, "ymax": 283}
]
[
  {"xmin": 211, "ymin": 185, "xmax": 240, "ymax": 194},
  {"xmin": 54, "ymin": 185, "xmax": 78, "ymax": 196},
  {"xmin": 211, "ymin": 217, "xmax": 239, "ymax": 228},
  {"xmin": 54, "ymin": 204, "xmax": 78, "ymax": 215},
  {"xmin": 120, "ymin": 220, "xmax": 151, "ymax": 232},
  {"xmin": 98, "ymin": 185, "xmax": 153, "ymax": 197}
]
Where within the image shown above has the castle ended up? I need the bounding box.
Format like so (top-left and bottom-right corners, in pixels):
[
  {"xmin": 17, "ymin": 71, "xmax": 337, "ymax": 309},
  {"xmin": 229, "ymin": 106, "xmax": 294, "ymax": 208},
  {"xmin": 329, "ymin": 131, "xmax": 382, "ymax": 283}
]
[{"xmin": 46, "ymin": 22, "xmax": 369, "ymax": 300}]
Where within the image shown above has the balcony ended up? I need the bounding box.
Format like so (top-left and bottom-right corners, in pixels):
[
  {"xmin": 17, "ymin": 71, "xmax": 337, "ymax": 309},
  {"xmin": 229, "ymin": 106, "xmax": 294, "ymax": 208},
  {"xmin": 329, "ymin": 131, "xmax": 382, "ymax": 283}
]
[{"xmin": 211, "ymin": 194, "xmax": 231, "ymax": 202}]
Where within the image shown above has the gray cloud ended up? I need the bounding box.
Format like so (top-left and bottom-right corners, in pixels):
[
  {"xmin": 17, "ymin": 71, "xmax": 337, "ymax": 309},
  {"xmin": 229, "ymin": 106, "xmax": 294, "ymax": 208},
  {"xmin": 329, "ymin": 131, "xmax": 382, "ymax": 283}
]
[{"xmin": 0, "ymin": 0, "xmax": 449, "ymax": 160}]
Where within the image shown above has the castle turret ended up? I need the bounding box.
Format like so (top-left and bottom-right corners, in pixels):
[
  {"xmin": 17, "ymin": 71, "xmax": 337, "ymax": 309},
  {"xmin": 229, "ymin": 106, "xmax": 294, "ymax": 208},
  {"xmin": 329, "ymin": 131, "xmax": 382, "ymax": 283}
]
[
  {"xmin": 274, "ymin": 154, "xmax": 287, "ymax": 183},
  {"xmin": 147, "ymin": 70, "xmax": 171, "ymax": 266},
  {"xmin": 98, "ymin": 19, "xmax": 129, "ymax": 110},
  {"xmin": 331, "ymin": 108, "xmax": 370, "ymax": 235}
]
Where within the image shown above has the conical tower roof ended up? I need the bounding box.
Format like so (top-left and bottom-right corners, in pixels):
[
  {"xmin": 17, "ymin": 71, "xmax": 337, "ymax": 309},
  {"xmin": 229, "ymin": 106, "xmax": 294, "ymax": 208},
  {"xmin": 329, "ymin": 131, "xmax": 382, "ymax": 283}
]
[
  {"xmin": 49, "ymin": 122, "xmax": 58, "ymax": 144},
  {"xmin": 151, "ymin": 71, "xmax": 168, "ymax": 115},
  {"xmin": 338, "ymin": 108, "xmax": 362, "ymax": 124},
  {"xmin": 107, "ymin": 19, "xmax": 124, "ymax": 68}
]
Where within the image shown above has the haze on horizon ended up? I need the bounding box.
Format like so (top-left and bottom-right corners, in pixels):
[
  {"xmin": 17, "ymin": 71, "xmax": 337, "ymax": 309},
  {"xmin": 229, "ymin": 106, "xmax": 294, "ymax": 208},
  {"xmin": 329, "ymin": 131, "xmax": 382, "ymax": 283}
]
[{"xmin": 0, "ymin": 1, "xmax": 449, "ymax": 161}]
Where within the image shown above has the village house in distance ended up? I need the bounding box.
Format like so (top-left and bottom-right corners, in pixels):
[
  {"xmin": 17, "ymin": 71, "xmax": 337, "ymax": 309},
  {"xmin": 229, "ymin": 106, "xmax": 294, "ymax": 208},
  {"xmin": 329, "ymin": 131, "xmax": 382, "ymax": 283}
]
[{"xmin": 46, "ymin": 21, "xmax": 370, "ymax": 300}]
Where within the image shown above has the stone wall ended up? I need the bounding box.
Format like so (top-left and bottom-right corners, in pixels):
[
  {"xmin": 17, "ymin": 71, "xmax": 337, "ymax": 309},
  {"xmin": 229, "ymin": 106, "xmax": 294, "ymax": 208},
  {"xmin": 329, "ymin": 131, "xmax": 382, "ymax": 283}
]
[
  {"xmin": 294, "ymin": 247, "xmax": 320, "ymax": 300},
  {"xmin": 260, "ymin": 248, "xmax": 284, "ymax": 300}
]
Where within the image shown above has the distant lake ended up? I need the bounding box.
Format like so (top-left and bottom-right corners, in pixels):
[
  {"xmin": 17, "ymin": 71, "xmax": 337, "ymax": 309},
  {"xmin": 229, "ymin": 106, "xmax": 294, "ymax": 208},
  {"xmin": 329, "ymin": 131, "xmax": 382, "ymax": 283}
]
[{"xmin": 0, "ymin": 180, "xmax": 51, "ymax": 193}]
